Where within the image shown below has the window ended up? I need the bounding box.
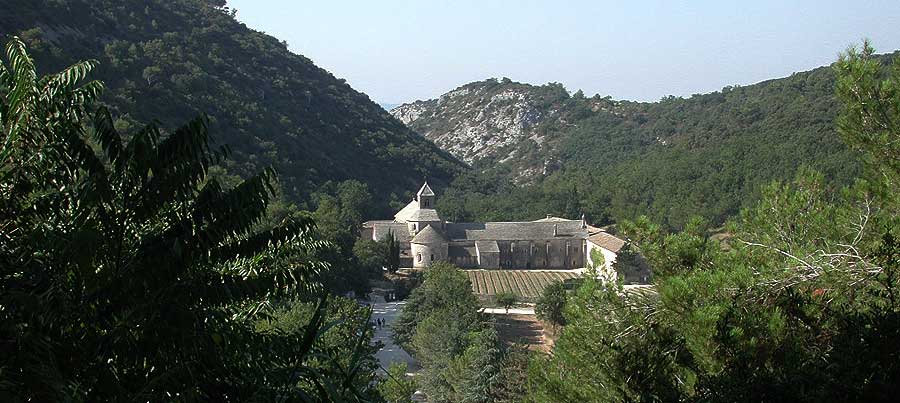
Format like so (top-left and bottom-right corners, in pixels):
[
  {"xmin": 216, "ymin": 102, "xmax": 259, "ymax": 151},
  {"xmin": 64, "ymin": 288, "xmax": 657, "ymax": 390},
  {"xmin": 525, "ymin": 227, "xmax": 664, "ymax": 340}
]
[
  {"xmin": 431, "ymin": 254, "xmax": 434, "ymax": 261},
  {"xmin": 417, "ymin": 253, "xmax": 422, "ymax": 262}
]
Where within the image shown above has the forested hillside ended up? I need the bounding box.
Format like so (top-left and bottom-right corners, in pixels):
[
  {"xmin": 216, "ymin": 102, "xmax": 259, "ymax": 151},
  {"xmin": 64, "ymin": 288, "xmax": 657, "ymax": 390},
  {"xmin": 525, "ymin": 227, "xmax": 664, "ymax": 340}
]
[
  {"xmin": 400, "ymin": 57, "xmax": 896, "ymax": 228},
  {"xmin": 1, "ymin": 0, "xmax": 465, "ymax": 213}
]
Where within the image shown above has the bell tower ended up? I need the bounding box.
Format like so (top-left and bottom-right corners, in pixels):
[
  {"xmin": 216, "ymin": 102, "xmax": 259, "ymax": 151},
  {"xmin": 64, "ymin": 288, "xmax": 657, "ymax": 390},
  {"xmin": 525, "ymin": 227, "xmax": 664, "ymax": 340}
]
[{"xmin": 416, "ymin": 181, "xmax": 435, "ymax": 209}]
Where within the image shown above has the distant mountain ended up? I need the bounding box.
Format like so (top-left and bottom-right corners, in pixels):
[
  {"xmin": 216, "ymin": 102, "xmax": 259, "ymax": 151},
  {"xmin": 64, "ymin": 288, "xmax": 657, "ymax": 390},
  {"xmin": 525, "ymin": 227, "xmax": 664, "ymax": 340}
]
[
  {"xmin": 394, "ymin": 57, "xmax": 897, "ymax": 228},
  {"xmin": 1, "ymin": 0, "xmax": 465, "ymax": 211},
  {"xmin": 391, "ymin": 78, "xmax": 575, "ymax": 179}
]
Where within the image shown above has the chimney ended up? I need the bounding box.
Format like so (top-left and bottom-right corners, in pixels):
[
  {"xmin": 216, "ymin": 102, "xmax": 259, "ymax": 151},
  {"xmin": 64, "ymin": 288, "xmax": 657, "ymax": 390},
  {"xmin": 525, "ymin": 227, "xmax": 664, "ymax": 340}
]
[{"xmin": 581, "ymin": 213, "xmax": 587, "ymax": 229}]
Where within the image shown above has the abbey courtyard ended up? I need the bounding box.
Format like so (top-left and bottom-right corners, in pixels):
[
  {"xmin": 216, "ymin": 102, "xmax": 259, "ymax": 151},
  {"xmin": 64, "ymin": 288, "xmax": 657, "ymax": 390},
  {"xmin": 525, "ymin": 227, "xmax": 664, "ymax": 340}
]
[{"xmin": 362, "ymin": 182, "xmax": 648, "ymax": 284}]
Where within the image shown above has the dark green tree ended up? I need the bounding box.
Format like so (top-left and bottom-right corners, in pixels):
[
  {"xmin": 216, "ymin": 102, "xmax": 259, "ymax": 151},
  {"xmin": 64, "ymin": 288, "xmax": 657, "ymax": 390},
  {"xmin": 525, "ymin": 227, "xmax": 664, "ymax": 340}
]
[
  {"xmin": 386, "ymin": 230, "xmax": 401, "ymax": 273},
  {"xmin": 377, "ymin": 362, "xmax": 417, "ymax": 403},
  {"xmin": 495, "ymin": 291, "xmax": 518, "ymax": 313},
  {"xmin": 392, "ymin": 262, "xmax": 481, "ymax": 348},
  {"xmin": 535, "ymin": 282, "xmax": 567, "ymax": 327},
  {"xmin": 0, "ymin": 37, "xmax": 373, "ymax": 401},
  {"xmin": 528, "ymin": 42, "xmax": 900, "ymax": 403}
]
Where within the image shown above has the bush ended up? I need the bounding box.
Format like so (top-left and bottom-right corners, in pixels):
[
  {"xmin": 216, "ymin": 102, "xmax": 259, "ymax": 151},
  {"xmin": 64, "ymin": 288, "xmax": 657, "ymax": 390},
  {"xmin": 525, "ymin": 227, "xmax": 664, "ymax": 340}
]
[
  {"xmin": 496, "ymin": 291, "xmax": 519, "ymax": 313},
  {"xmin": 535, "ymin": 282, "xmax": 567, "ymax": 327}
]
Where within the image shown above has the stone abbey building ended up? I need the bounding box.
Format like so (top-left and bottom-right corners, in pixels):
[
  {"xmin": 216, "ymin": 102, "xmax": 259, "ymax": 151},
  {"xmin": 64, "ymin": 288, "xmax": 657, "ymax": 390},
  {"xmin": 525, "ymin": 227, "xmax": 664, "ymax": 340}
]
[{"xmin": 361, "ymin": 182, "xmax": 627, "ymax": 271}]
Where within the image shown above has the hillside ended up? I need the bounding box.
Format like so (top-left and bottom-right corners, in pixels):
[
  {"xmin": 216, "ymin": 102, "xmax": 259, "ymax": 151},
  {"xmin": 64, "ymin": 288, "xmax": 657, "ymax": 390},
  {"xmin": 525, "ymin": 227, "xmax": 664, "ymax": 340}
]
[
  {"xmin": 1, "ymin": 0, "xmax": 465, "ymax": 213},
  {"xmin": 392, "ymin": 78, "xmax": 576, "ymax": 178},
  {"xmin": 395, "ymin": 58, "xmax": 898, "ymax": 228}
]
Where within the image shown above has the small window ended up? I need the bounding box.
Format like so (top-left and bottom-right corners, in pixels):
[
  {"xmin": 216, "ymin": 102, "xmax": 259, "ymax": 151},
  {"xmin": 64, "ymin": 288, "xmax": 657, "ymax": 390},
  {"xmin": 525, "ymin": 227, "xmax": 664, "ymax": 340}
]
[
  {"xmin": 417, "ymin": 253, "xmax": 422, "ymax": 262},
  {"xmin": 431, "ymin": 254, "xmax": 434, "ymax": 261}
]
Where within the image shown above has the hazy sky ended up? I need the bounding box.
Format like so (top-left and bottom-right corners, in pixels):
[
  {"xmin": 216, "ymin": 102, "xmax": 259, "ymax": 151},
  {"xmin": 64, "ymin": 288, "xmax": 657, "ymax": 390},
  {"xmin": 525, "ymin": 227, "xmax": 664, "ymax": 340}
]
[{"xmin": 226, "ymin": 0, "xmax": 900, "ymax": 104}]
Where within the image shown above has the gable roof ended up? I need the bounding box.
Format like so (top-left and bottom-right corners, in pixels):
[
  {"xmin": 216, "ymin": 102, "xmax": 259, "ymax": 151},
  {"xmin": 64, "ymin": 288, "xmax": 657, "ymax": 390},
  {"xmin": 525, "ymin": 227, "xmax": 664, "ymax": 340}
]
[
  {"xmin": 370, "ymin": 222, "xmax": 412, "ymax": 242},
  {"xmin": 533, "ymin": 216, "xmax": 570, "ymax": 222},
  {"xmin": 408, "ymin": 208, "xmax": 441, "ymax": 222},
  {"xmin": 393, "ymin": 200, "xmax": 418, "ymax": 223},
  {"xmin": 444, "ymin": 220, "xmax": 589, "ymax": 241},
  {"xmin": 417, "ymin": 182, "xmax": 435, "ymax": 197},
  {"xmin": 587, "ymin": 232, "xmax": 626, "ymax": 253},
  {"xmin": 411, "ymin": 224, "xmax": 447, "ymax": 244},
  {"xmin": 475, "ymin": 240, "xmax": 500, "ymax": 253}
]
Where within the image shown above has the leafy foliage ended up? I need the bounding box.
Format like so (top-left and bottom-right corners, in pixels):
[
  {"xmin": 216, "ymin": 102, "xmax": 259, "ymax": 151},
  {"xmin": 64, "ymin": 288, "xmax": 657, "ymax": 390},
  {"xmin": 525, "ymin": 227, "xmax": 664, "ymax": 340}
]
[
  {"xmin": 377, "ymin": 362, "xmax": 416, "ymax": 403},
  {"xmin": 431, "ymin": 53, "xmax": 898, "ymax": 229},
  {"xmin": 392, "ymin": 262, "xmax": 482, "ymax": 349},
  {"xmin": 2, "ymin": 0, "xmax": 465, "ymax": 214},
  {"xmin": 0, "ymin": 38, "xmax": 373, "ymax": 401},
  {"xmin": 495, "ymin": 291, "xmax": 518, "ymax": 313},
  {"xmin": 393, "ymin": 263, "xmax": 502, "ymax": 403},
  {"xmin": 527, "ymin": 44, "xmax": 900, "ymax": 402},
  {"xmin": 535, "ymin": 282, "xmax": 567, "ymax": 327}
]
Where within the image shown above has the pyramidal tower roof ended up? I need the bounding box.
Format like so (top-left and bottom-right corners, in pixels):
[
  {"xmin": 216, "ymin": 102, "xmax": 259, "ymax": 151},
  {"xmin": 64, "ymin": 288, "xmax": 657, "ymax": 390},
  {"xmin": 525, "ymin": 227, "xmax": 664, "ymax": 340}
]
[
  {"xmin": 411, "ymin": 224, "xmax": 447, "ymax": 244},
  {"xmin": 417, "ymin": 181, "xmax": 435, "ymax": 197}
]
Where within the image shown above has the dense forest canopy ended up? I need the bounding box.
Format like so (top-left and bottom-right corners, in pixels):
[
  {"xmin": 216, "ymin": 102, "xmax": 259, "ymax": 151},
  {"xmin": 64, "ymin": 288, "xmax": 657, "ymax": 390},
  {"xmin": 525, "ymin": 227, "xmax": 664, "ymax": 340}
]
[
  {"xmin": 0, "ymin": 38, "xmax": 379, "ymax": 400},
  {"xmin": 0, "ymin": 0, "xmax": 465, "ymax": 217},
  {"xmin": 527, "ymin": 43, "xmax": 900, "ymax": 402},
  {"xmin": 410, "ymin": 54, "xmax": 897, "ymax": 229}
]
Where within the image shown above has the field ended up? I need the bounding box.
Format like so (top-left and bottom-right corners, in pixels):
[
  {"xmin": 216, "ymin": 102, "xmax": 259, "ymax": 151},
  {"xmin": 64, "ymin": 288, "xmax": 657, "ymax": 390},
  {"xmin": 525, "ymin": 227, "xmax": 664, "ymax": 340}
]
[{"xmin": 465, "ymin": 270, "xmax": 581, "ymax": 301}]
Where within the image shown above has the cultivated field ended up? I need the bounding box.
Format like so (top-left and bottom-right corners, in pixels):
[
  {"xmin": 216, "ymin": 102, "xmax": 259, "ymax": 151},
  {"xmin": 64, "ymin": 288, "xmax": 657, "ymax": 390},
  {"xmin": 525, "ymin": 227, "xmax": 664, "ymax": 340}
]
[{"xmin": 465, "ymin": 269, "xmax": 581, "ymax": 300}]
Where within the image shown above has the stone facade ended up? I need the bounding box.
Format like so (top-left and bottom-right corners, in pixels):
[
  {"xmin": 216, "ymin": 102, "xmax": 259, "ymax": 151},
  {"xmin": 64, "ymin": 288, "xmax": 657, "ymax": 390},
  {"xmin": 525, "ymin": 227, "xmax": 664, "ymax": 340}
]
[{"xmin": 362, "ymin": 183, "xmax": 627, "ymax": 275}]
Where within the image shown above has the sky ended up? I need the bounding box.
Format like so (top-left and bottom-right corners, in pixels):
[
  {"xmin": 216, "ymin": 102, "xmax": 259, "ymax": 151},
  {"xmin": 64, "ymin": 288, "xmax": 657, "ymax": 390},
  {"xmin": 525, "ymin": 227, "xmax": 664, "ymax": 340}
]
[{"xmin": 226, "ymin": 0, "xmax": 900, "ymax": 104}]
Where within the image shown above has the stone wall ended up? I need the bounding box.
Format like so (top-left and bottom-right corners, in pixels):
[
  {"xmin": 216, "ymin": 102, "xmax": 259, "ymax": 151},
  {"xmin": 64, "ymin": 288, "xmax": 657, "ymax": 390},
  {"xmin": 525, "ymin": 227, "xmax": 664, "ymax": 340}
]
[{"xmin": 496, "ymin": 239, "xmax": 584, "ymax": 270}]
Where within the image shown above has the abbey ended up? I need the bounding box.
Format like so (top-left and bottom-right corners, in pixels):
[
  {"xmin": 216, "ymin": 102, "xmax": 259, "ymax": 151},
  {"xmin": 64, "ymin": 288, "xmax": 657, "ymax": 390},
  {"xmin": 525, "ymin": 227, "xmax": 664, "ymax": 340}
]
[{"xmin": 361, "ymin": 182, "xmax": 626, "ymax": 271}]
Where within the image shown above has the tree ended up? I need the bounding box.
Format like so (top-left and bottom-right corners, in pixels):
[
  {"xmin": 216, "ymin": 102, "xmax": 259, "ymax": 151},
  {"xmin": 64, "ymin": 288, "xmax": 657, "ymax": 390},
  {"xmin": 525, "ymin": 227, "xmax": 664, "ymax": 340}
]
[
  {"xmin": 0, "ymin": 37, "xmax": 373, "ymax": 401},
  {"xmin": 535, "ymin": 282, "xmax": 567, "ymax": 327},
  {"xmin": 386, "ymin": 230, "xmax": 402, "ymax": 273},
  {"xmin": 394, "ymin": 263, "xmax": 508, "ymax": 402},
  {"xmin": 392, "ymin": 262, "xmax": 481, "ymax": 348},
  {"xmin": 495, "ymin": 291, "xmax": 518, "ymax": 313},
  {"xmin": 448, "ymin": 328, "xmax": 503, "ymax": 403},
  {"xmin": 491, "ymin": 345, "xmax": 534, "ymax": 403},
  {"xmin": 353, "ymin": 237, "xmax": 387, "ymax": 271},
  {"xmin": 528, "ymin": 42, "xmax": 900, "ymax": 402},
  {"xmin": 835, "ymin": 40, "xmax": 900, "ymax": 197},
  {"xmin": 378, "ymin": 362, "xmax": 417, "ymax": 403}
]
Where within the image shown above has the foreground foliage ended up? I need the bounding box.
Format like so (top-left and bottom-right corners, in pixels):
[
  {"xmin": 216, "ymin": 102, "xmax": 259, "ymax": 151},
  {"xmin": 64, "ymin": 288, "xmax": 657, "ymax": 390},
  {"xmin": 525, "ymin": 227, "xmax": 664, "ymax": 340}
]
[
  {"xmin": 0, "ymin": 38, "xmax": 375, "ymax": 401},
  {"xmin": 393, "ymin": 263, "xmax": 506, "ymax": 403},
  {"xmin": 528, "ymin": 42, "xmax": 900, "ymax": 402}
]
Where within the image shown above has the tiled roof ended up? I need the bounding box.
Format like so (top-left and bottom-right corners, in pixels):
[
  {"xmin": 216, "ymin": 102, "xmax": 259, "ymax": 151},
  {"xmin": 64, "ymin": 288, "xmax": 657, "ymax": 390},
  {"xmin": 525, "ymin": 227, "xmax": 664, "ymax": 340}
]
[
  {"xmin": 393, "ymin": 200, "xmax": 418, "ymax": 222},
  {"xmin": 417, "ymin": 182, "xmax": 435, "ymax": 197},
  {"xmin": 587, "ymin": 232, "xmax": 626, "ymax": 253},
  {"xmin": 411, "ymin": 224, "xmax": 447, "ymax": 244},
  {"xmin": 372, "ymin": 222, "xmax": 411, "ymax": 242},
  {"xmin": 533, "ymin": 216, "xmax": 571, "ymax": 222},
  {"xmin": 449, "ymin": 245, "xmax": 478, "ymax": 257},
  {"xmin": 475, "ymin": 240, "xmax": 500, "ymax": 253},
  {"xmin": 445, "ymin": 220, "xmax": 589, "ymax": 241},
  {"xmin": 408, "ymin": 208, "xmax": 441, "ymax": 222}
]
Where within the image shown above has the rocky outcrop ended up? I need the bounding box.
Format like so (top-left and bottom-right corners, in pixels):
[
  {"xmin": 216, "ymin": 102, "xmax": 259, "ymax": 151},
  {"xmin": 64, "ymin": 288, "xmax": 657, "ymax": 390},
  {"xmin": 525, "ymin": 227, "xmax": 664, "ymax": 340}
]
[{"xmin": 390, "ymin": 79, "xmax": 579, "ymax": 180}]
